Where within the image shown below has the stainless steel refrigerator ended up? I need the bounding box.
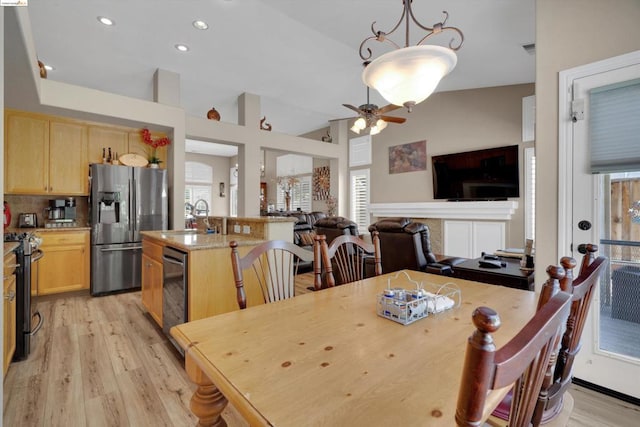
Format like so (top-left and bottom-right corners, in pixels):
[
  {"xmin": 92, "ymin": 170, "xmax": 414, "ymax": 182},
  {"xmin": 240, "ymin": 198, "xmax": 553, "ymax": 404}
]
[{"xmin": 89, "ymin": 164, "xmax": 168, "ymax": 296}]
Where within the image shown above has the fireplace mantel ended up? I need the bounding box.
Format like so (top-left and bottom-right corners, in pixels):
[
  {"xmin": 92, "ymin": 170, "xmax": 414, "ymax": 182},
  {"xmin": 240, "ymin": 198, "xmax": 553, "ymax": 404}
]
[{"xmin": 369, "ymin": 201, "xmax": 519, "ymax": 221}]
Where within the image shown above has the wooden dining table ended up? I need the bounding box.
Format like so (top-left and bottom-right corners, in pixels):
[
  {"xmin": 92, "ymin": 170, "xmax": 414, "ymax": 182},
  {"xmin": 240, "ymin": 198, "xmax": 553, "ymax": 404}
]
[{"xmin": 171, "ymin": 270, "xmax": 537, "ymax": 426}]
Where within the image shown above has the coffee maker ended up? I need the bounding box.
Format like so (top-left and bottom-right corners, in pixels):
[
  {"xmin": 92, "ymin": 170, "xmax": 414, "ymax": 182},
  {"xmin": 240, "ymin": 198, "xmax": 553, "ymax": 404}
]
[{"xmin": 44, "ymin": 198, "xmax": 77, "ymax": 228}]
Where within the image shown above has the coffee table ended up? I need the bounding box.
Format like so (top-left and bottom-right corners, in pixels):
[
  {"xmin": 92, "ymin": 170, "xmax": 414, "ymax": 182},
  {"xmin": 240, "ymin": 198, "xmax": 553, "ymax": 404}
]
[{"xmin": 452, "ymin": 256, "xmax": 534, "ymax": 291}]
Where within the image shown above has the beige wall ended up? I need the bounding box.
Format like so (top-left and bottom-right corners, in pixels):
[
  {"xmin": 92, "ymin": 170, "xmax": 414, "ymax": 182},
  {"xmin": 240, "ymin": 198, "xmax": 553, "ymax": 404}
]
[
  {"xmin": 536, "ymin": 0, "xmax": 640, "ymax": 274},
  {"xmin": 367, "ymin": 84, "xmax": 534, "ymax": 248}
]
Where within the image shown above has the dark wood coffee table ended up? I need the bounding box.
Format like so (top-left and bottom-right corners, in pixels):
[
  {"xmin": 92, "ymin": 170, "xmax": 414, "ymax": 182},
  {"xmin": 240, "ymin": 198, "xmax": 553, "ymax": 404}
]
[{"xmin": 452, "ymin": 256, "xmax": 534, "ymax": 291}]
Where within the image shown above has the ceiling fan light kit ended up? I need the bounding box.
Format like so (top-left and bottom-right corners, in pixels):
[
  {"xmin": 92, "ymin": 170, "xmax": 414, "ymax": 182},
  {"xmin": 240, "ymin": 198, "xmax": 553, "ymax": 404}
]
[{"xmin": 358, "ymin": 1, "xmax": 464, "ymax": 111}]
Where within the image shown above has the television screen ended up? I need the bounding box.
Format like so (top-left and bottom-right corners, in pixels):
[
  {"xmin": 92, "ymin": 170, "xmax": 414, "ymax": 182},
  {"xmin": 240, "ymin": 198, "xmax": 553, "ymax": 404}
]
[{"xmin": 432, "ymin": 145, "xmax": 520, "ymax": 200}]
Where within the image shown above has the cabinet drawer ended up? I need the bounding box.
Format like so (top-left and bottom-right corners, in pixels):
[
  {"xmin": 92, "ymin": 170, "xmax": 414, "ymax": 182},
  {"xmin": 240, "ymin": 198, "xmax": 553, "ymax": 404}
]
[
  {"xmin": 143, "ymin": 240, "xmax": 163, "ymax": 261},
  {"xmin": 40, "ymin": 231, "xmax": 88, "ymax": 246},
  {"xmin": 4, "ymin": 252, "xmax": 17, "ymax": 278}
]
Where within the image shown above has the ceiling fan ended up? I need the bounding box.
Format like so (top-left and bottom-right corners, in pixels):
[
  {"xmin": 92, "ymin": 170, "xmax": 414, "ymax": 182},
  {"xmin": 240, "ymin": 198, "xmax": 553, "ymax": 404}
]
[{"xmin": 342, "ymin": 87, "xmax": 406, "ymax": 135}]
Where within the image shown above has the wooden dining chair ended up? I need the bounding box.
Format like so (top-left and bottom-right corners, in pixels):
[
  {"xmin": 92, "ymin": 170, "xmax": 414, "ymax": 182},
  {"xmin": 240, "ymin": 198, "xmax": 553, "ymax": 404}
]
[
  {"xmin": 230, "ymin": 239, "xmax": 319, "ymax": 309},
  {"xmin": 455, "ymin": 291, "xmax": 572, "ymax": 427},
  {"xmin": 488, "ymin": 248, "xmax": 608, "ymax": 427},
  {"xmin": 533, "ymin": 254, "xmax": 608, "ymax": 424},
  {"xmin": 316, "ymin": 231, "xmax": 382, "ymax": 288}
]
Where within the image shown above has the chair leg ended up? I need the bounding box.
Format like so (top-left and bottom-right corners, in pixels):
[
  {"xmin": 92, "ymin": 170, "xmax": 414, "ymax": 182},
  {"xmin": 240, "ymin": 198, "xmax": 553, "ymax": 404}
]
[{"xmin": 541, "ymin": 392, "xmax": 573, "ymax": 426}]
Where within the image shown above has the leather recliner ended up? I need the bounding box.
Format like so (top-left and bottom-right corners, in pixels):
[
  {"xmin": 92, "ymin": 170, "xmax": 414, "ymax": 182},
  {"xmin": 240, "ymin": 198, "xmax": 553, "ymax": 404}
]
[
  {"xmin": 368, "ymin": 217, "xmax": 465, "ymax": 275},
  {"xmin": 313, "ymin": 216, "xmax": 359, "ymax": 244}
]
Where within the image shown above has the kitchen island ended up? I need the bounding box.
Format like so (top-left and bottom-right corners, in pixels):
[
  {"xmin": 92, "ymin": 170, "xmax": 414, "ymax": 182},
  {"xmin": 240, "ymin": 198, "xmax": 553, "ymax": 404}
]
[{"xmin": 140, "ymin": 216, "xmax": 297, "ymax": 328}]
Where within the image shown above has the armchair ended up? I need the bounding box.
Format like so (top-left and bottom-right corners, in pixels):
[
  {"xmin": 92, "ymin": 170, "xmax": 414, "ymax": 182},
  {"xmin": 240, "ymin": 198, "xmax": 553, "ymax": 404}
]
[
  {"xmin": 368, "ymin": 217, "xmax": 465, "ymax": 275},
  {"xmin": 313, "ymin": 216, "xmax": 359, "ymax": 245}
]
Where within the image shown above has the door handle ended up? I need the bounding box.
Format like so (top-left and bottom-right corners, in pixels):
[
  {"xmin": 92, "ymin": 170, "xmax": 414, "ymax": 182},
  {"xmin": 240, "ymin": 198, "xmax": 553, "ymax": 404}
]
[{"xmin": 100, "ymin": 246, "xmax": 143, "ymax": 252}]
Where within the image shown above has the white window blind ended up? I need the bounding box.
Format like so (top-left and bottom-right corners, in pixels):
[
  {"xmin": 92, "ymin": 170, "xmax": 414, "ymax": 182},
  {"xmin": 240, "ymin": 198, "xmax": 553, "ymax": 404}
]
[
  {"xmin": 349, "ymin": 135, "xmax": 372, "ymax": 167},
  {"xmin": 350, "ymin": 169, "xmax": 370, "ymax": 233},
  {"xmin": 276, "ymin": 175, "xmax": 311, "ymax": 212},
  {"xmin": 589, "ymin": 78, "xmax": 640, "ymax": 173},
  {"xmin": 524, "ymin": 147, "xmax": 536, "ymax": 241}
]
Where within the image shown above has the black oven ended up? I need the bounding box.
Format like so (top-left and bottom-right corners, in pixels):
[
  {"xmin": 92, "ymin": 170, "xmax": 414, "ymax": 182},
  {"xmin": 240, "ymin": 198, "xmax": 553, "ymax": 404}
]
[{"xmin": 4, "ymin": 232, "xmax": 44, "ymax": 361}]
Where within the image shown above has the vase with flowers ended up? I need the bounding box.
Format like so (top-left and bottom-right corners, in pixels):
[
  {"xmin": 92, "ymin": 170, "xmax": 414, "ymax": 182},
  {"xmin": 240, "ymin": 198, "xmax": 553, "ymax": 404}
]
[
  {"xmin": 277, "ymin": 176, "xmax": 299, "ymax": 211},
  {"xmin": 325, "ymin": 195, "xmax": 337, "ymax": 216},
  {"xmin": 141, "ymin": 128, "xmax": 171, "ymax": 168}
]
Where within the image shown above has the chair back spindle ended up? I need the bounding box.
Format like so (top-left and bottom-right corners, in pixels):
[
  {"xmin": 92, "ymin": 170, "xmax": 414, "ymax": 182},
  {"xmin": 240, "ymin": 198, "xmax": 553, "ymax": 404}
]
[
  {"xmin": 318, "ymin": 231, "xmax": 381, "ymax": 287},
  {"xmin": 456, "ymin": 292, "xmax": 572, "ymax": 427},
  {"xmin": 230, "ymin": 240, "xmax": 317, "ymax": 309}
]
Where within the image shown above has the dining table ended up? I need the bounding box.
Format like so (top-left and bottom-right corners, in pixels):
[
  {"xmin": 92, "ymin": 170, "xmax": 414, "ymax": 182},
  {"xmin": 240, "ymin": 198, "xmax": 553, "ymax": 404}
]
[{"xmin": 171, "ymin": 269, "xmax": 538, "ymax": 426}]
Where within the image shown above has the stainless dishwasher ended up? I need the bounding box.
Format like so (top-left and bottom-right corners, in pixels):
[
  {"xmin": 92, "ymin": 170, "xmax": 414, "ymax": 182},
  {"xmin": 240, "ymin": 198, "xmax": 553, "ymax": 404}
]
[{"xmin": 162, "ymin": 246, "xmax": 188, "ymax": 354}]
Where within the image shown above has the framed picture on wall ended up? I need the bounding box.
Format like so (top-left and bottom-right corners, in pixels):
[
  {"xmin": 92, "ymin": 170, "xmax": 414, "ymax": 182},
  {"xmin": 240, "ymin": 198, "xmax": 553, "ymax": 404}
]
[
  {"xmin": 388, "ymin": 140, "xmax": 427, "ymax": 174},
  {"xmin": 313, "ymin": 166, "xmax": 330, "ymax": 200}
]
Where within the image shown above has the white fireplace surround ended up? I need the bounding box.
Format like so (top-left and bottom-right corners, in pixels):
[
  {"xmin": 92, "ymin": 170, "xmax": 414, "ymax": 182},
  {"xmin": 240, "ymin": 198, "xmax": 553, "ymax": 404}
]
[{"xmin": 369, "ymin": 201, "xmax": 519, "ymax": 221}]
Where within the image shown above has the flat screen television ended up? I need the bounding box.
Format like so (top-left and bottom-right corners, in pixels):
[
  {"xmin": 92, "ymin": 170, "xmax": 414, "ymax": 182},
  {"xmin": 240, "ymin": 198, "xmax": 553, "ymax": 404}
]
[{"xmin": 432, "ymin": 145, "xmax": 519, "ymax": 200}]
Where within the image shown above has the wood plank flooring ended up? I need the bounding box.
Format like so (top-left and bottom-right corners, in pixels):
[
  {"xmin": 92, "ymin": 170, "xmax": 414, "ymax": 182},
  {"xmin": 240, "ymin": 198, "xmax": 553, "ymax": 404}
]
[{"xmin": 4, "ymin": 285, "xmax": 639, "ymax": 426}]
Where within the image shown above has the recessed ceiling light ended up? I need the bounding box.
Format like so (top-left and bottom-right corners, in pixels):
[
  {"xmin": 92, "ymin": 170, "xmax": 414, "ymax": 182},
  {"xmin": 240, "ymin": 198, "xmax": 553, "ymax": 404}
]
[
  {"xmin": 192, "ymin": 20, "xmax": 209, "ymax": 30},
  {"xmin": 44, "ymin": 64, "xmax": 54, "ymax": 71},
  {"xmin": 175, "ymin": 44, "xmax": 190, "ymax": 52},
  {"xmin": 97, "ymin": 16, "xmax": 115, "ymax": 26}
]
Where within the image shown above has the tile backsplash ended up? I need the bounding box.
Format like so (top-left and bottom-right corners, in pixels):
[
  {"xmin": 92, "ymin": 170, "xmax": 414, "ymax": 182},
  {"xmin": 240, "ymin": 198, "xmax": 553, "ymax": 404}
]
[{"xmin": 4, "ymin": 195, "xmax": 89, "ymax": 228}]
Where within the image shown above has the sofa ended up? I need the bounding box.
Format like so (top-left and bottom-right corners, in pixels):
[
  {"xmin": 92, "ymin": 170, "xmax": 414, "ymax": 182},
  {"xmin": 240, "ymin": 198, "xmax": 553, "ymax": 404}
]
[{"xmin": 368, "ymin": 217, "xmax": 466, "ymax": 275}]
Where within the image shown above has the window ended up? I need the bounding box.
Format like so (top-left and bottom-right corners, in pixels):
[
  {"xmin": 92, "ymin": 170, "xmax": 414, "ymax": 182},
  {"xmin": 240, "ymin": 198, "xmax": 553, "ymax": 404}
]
[
  {"xmin": 185, "ymin": 161, "xmax": 213, "ymax": 212},
  {"xmin": 230, "ymin": 166, "xmax": 238, "ymax": 217},
  {"xmin": 524, "ymin": 147, "xmax": 535, "ymax": 241},
  {"xmin": 276, "ymin": 175, "xmax": 312, "ymax": 212},
  {"xmin": 350, "ymin": 168, "xmax": 370, "ymax": 233}
]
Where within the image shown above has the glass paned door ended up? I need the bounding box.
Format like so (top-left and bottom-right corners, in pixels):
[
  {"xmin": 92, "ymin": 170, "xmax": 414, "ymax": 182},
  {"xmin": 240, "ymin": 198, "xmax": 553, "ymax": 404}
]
[
  {"xmin": 598, "ymin": 174, "xmax": 640, "ymax": 360},
  {"xmin": 569, "ymin": 60, "xmax": 640, "ymax": 398}
]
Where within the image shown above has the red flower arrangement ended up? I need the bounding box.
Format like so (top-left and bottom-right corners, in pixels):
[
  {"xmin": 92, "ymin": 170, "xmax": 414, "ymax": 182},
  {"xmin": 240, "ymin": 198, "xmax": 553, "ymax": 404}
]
[{"xmin": 141, "ymin": 128, "xmax": 171, "ymax": 164}]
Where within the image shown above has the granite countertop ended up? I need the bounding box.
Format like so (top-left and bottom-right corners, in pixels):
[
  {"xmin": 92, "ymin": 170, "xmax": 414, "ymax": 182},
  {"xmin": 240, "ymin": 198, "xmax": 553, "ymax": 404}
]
[
  {"xmin": 141, "ymin": 230, "xmax": 265, "ymax": 252},
  {"xmin": 228, "ymin": 216, "xmax": 297, "ymax": 223},
  {"xmin": 4, "ymin": 242, "xmax": 20, "ymax": 257},
  {"xmin": 6, "ymin": 226, "xmax": 91, "ymax": 233}
]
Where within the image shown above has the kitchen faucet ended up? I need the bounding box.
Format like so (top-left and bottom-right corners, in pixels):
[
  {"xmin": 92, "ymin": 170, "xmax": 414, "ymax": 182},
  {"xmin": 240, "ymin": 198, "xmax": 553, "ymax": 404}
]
[{"xmin": 194, "ymin": 199, "xmax": 211, "ymax": 230}]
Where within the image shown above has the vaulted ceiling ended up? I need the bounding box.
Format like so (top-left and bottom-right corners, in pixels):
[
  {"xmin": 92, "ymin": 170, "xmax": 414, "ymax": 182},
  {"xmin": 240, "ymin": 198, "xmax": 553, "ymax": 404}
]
[{"xmin": 7, "ymin": 0, "xmax": 535, "ymax": 138}]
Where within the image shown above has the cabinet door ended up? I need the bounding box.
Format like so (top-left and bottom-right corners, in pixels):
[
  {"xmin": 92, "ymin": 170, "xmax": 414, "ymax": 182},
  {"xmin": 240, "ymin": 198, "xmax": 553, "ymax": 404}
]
[
  {"xmin": 142, "ymin": 254, "xmax": 163, "ymax": 326},
  {"xmin": 4, "ymin": 113, "xmax": 49, "ymax": 194},
  {"xmin": 38, "ymin": 232, "xmax": 89, "ymax": 295},
  {"xmin": 49, "ymin": 121, "xmax": 89, "ymax": 195},
  {"xmin": 444, "ymin": 220, "xmax": 474, "ymax": 258},
  {"xmin": 88, "ymin": 126, "xmax": 129, "ymax": 165},
  {"xmin": 472, "ymin": 222, "xmax": 505, "ymax": 258},
  {"xmin": 128, "ymin": 130, "xmax": 167, "ymax": 167},
  {"xmin": 4, "ymin": 274, "xmax": 17, "ymax": 376}
]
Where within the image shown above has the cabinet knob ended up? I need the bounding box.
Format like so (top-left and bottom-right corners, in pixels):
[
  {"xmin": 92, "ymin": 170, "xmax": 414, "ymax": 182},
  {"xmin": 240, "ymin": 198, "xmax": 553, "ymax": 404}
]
[{"xmin": 4, "ymin": 290, "xmax": 15, "ymax": 302}]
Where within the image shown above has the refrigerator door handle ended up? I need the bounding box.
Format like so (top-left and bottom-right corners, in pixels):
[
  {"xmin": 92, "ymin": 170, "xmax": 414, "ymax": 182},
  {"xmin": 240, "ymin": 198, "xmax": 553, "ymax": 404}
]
[
  {"xmin": 129, "ymin": 178, "xmax": 135, "ymax": 235},
  {"xmin": 100, "ymin": 246, "xmax": 143, "ymax": 252}
]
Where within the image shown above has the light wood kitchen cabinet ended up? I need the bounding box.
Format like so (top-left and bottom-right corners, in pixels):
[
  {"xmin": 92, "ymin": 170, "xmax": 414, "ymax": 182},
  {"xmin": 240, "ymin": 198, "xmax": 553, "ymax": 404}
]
[
  {"xmin": 38, "ymin": 231, "xmax": 90, "ymax": 295},
  {"xmin": 49, "ymin": 120, "xmax": 89, "ymax": 194},
  {"xmin": 4, "ymin": 252, "xmax": 17, "ymax": 375},
  {"xmin": 4, "ymin": 112, "xmax": 49, "ymax": 194},
  {"xmin": 141, "ymin": 240, "xmax": 163, "ymax": 326},
  {"xmin": 87, "ymin": 126, "xmax": 129, "ymax": 166},
  {"xmin": 4, "ymin": 111, "xmax": 88, "ymax": 195}
]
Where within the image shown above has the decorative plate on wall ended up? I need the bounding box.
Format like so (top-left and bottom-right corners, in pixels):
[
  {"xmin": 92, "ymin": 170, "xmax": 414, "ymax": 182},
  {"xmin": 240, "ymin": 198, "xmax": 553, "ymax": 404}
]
[{"xmin": 119, "ymin": 153, "xmax": 149, "ymax": 167}]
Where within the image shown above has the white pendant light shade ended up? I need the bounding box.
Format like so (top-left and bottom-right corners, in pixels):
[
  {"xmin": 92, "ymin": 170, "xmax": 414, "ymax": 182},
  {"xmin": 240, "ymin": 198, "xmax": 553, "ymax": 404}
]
[{"xmin": 362, "ymin": 45, "xmax": 457, "ymax": 109}]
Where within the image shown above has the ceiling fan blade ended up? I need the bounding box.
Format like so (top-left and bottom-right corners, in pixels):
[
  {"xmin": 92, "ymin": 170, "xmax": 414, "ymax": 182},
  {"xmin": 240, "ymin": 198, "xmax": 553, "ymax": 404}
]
[
  {"xmin": 377, "ymin": 104, "xmax": 402, "ymax": 114},
  {"xmin": 380, "ymin": 115, "xmax": 406, "ymax": 124},
  {"xmin": 342, "ymin": 104, "xmax": 364, "ymax": 114}
]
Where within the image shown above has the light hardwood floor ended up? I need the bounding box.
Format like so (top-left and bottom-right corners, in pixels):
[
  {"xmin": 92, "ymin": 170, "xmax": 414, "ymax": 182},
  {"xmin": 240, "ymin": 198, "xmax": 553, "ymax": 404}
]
[{"xmin": 3, "ymin": 286, "xmax": 639, "ymax": 426}]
